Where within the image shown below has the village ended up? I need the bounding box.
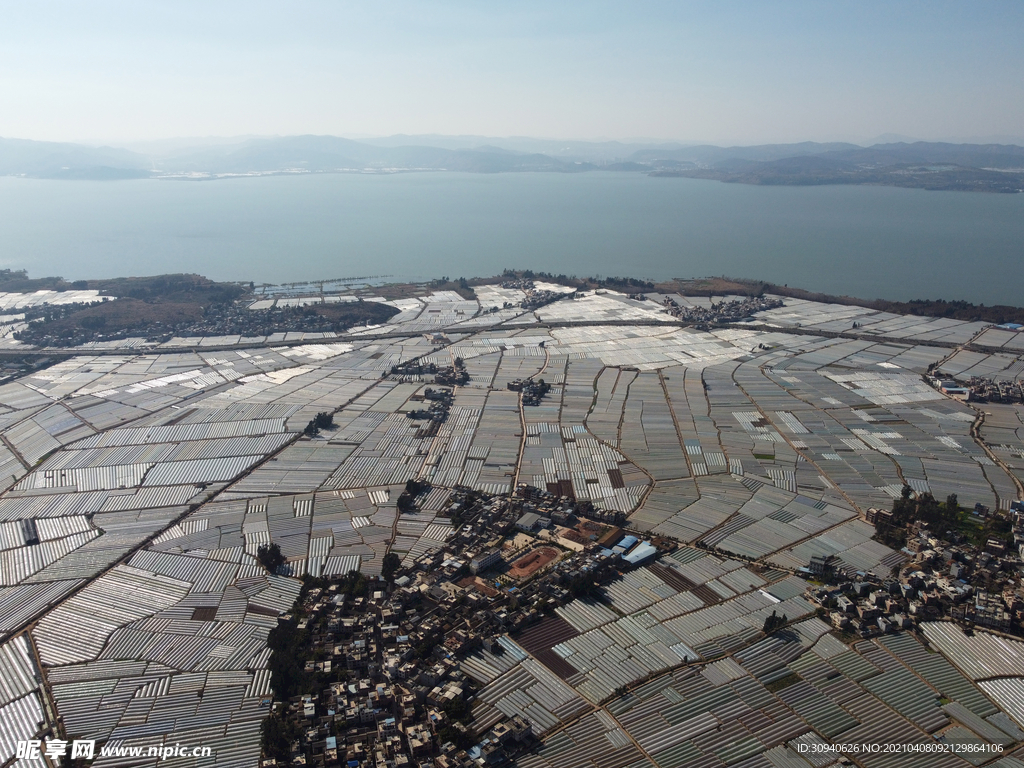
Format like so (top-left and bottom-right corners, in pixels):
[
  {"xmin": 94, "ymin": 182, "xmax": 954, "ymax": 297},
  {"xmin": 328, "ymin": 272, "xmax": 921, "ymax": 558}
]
[{"xmin": 260, "ymin": 481, "xmax": 663, "ymax": 768}]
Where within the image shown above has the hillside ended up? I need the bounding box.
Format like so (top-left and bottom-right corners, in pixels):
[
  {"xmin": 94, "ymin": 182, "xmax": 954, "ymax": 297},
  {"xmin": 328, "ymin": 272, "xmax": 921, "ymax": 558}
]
[
  {"xmin": 1, "ymin": 135, "xmax": 1021, "ymax": 191},
  {"xmin": 651, "ymin": 142, "xmax": 1024, "ymax": 192}
]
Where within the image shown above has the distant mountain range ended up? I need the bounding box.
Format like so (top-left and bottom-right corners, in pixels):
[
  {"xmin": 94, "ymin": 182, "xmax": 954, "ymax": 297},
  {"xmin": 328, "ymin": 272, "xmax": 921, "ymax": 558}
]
[
  {"xmin": 649, "ymin": 142, "xmax": 1024, "ymax": 192},
  {"xmin": 2, "ymin": 134, "xmax": 1022, "ymax": 191}
]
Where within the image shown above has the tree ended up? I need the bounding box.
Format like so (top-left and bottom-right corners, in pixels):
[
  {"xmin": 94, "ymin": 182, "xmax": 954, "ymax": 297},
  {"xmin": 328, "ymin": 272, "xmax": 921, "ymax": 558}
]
[
  {"xmin": 876, "ymin": 486, "xmax": 969, "ymax": 547},
  {"xmin": 762, "ymin": 610, "xmax": 787, "ymax": 634},
  {"xmin": 382, "ymin": 552, "xmax": 402, "ymax": 583},
  {"xmin": 266, "ymin": 617, "xmax": 304, "ymax": 700},
  {"xmin": 943, "ymin": 494, "xmax": 960, "ymax": 528},
  {"xmin": 261, "ymin": 713, "xmax": 298, "ymax": 761},
  {"xmin": 304, "ymin": 411, "xmax": 335, "ymax": 437},
  {"xmin": 405, "ymin": 479, "xmax": 429, "ymax": 496},
  {"xmin": 340, "ymin": 570, "xmax": 368, "ymax": 597},
  {"xmin": 438, "ymin": 724, "xmax": 471, "ymax": 750},
  {"xmin": 257, "ymin": 543, "xmax": 285, "ymax": 573},
  {"xmin": 567, "ymin": 573, "xmax": 595, "ymax": 597},
  {"xmin": 442, "ymin": 696, "xmax": 468, "ymax": 721},
  {"xmin": 300, "ymin": 575, "xmax": 329, "ymax": 601}
]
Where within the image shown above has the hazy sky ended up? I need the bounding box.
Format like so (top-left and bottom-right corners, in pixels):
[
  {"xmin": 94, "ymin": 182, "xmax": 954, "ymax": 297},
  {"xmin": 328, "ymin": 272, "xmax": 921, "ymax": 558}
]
[{"xmin": 2, "ymin": 1, "xmax": 1022, "ymax": 146}]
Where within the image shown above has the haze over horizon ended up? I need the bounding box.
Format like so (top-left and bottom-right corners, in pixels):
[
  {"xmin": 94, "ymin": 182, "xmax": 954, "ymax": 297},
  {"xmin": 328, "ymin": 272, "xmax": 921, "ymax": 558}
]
[
  {"xmin": 30, "ymin": 132, "xmax": 1024, "ymax": 156},
  {"xmin": 2, "ymin": 1, "xmax": 1022, "ymax": 147}
]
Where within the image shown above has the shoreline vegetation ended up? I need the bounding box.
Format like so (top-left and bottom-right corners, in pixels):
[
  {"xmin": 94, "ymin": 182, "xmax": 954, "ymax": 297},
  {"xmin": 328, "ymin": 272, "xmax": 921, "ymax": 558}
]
[
  {"xmin": 5, "ymin": 269, "xmax": 1024, "ymax": 350},
  {"xmin": 0, "ymin": 270, "xmax": 400, "ymax": 347}
]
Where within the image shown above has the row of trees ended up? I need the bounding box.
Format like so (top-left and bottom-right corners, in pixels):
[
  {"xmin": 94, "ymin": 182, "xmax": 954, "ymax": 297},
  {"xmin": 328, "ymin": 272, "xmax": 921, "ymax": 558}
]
[{"xmin": 259, "ymin": 542, "xmax": 403, "ymax": 586}]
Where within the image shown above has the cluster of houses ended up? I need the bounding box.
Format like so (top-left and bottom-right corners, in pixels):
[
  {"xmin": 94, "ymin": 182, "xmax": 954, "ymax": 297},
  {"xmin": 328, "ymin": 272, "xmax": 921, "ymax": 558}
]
[
  {"xmin": 266, "ymin": 485, "xmax": 656, "ymax": 767},
  {"xmin": 809, "ymin": 502, "xmax": 1024, "ymax": 637}
]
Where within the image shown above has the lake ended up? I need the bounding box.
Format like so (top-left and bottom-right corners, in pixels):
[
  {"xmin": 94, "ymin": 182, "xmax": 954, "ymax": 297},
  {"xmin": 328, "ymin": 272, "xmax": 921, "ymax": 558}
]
[{"xmin": 0, "ymin": 172, "xmax": 1021, "ymax": 305}]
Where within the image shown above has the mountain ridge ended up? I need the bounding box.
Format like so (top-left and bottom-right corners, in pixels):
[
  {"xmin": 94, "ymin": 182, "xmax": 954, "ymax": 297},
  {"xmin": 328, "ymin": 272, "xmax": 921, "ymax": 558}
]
[{"xmin": 1, "ymin": 134, "xmax": 1021, "ymax": 191}]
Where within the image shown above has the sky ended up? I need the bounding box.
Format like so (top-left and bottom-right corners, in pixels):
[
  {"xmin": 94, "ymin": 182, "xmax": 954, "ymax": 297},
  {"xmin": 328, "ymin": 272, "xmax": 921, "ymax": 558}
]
[{"xmin": 1, "ymin": 1, "xmax": 1022, "ymax": 146}]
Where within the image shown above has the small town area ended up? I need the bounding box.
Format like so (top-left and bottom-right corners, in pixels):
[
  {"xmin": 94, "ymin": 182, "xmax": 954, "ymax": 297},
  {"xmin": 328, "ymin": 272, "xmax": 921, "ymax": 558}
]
[
  {"xmin": 259, "ymin": 481, "xmax": 653, "ymax": 768},
  {"xmin": 260, "ymin": 474, "xmax": 1024, "ymax": 768}
]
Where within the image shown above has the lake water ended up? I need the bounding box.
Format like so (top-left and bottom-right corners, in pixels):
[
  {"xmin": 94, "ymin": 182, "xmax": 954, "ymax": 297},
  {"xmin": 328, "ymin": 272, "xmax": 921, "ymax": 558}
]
[{"xmin": 0, "ymin": 172, "xmax": 1021, "ymax": 305}]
